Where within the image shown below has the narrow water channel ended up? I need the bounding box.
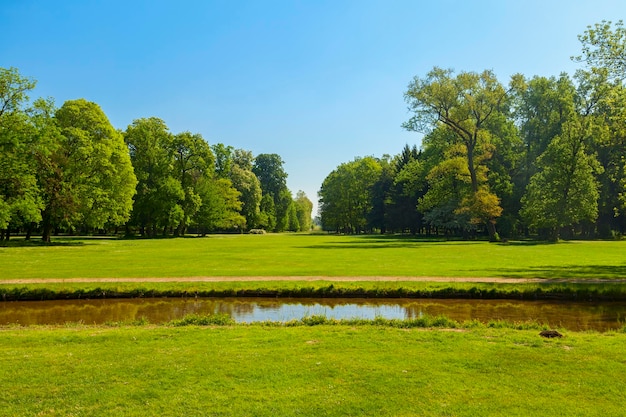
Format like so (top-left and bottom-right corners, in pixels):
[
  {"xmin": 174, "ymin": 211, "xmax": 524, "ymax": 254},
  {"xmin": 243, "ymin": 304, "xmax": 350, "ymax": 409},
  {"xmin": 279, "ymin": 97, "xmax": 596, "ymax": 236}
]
[{"xmin": 2, "ymin": 297, "xmax": 625, "ymax": 331}]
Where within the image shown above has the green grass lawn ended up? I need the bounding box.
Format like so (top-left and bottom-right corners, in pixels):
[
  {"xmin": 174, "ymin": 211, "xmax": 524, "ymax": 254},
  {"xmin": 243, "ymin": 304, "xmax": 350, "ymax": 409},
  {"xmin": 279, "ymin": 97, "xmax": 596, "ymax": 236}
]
[
  {"xmin": 3, "ymin": 236, "xmax": 626, "ymax": 416},
  {"xmin": 1, "ymin": 322, "xmax": 625, "ymax": 416},
  {"xmin": 2, "ymin": 234, "xmax": 626, "ymax": 280}
]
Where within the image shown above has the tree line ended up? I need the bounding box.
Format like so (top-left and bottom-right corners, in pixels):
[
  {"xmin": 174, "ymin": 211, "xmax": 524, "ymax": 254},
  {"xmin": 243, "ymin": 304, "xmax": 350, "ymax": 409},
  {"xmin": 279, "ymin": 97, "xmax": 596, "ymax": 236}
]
[
  {"xmin": 319, "ymin": 21, "xmax": 626, "ymax": 241},
  {"xmin": 0, "ymin": 71, "xmax": 312, "ymax": 241}
]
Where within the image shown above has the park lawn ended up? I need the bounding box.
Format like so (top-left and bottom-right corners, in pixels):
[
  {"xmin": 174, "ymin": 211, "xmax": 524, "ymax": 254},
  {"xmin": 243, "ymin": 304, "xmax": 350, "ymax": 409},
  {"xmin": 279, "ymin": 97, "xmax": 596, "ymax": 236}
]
[
  {"xmin": 1, "ymin": 323, "xmax": 625, "ymax": 416},
  {"xmin": 2, "ymin": 234, "xmax": 626, "ymax": 280}
]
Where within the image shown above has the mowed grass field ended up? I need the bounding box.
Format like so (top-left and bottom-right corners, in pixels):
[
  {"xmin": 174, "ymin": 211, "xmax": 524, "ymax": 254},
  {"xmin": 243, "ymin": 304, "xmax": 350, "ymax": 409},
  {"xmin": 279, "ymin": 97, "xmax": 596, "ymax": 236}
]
[
  {"xmin": 2, "ymin": 323, "xmax": 626, "ymax": 416},
  {"xmin": 2, "ymin": 234, "xmax": 626, "ymax": 280},
  {"xmin": 3, "ymin": 235, "xmax": 626, "ymax": 416}
]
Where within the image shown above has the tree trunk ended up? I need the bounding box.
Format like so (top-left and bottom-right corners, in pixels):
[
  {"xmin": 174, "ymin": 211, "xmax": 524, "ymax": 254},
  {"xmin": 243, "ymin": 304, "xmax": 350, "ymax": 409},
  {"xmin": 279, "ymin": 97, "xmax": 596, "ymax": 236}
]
[
  {"xmin": 486, "ymin": 221, "xmax": 498, "ymax": 242},
  {"xmin": 41, "ymin": 208, "xmax": 52, "ymax": 243},
  {"xmin": 42, "ymin": 223, "xmax": 52, "ymax": 243}
]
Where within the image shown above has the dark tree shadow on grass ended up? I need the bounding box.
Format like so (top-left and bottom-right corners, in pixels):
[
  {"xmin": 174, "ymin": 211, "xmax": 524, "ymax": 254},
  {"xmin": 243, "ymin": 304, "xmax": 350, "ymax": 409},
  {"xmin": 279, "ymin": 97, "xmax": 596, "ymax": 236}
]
[
  {"xmin": 0, "ymin": 240, "xmax": 87, "ymax": 248},
  {"xmin": 0, "ymin": 235, "xmax": 125, "ymax": 247},
  {"xmin": 297, "ymin": 233, "xmax": 510, "ymax": 249},
  {"xmin": 487, "ymin": 265, "xmax": 626, "ymax": 280},
  {"xmin": 495, "ymin": 240, "xmax": 566, "ymax": 246}
]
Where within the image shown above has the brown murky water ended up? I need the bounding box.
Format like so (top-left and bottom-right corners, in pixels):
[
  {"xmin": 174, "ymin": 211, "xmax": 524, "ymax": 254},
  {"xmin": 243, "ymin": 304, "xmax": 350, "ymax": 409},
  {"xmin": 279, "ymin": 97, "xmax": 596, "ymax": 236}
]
[{"xmin": 1, "ymin": 298, "xmax": 625, "ymax": 331}]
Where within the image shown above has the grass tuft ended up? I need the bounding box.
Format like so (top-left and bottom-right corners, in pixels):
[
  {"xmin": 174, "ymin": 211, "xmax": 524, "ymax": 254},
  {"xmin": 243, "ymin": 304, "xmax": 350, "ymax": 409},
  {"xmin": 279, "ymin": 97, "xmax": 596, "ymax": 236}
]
[{"xmin": 169, "ymin": 313, "xmax": 235, "ymax": 326}]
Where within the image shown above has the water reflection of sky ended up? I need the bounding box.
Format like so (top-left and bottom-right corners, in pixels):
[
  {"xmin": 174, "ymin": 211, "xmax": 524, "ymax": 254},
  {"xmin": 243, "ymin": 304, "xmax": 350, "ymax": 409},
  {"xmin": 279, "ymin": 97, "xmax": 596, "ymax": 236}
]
[
  {"xmin": 1, "ymin": 298, "xmax": 626, "ymax": 331},
  {"xmin": 237, "ymin": 303, "xmax": 407, "ymax": 323}
]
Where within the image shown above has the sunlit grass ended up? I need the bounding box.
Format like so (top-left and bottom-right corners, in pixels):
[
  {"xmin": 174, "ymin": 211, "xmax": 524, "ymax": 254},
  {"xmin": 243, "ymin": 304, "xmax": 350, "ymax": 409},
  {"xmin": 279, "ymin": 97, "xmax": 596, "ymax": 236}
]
[
  {"xmin": 1, "ymin": 321, "xmax": 624, "ymax": 416},
  {"xmin": 2, "ymin": 234, "xmax": 626, "ymax": 280}
]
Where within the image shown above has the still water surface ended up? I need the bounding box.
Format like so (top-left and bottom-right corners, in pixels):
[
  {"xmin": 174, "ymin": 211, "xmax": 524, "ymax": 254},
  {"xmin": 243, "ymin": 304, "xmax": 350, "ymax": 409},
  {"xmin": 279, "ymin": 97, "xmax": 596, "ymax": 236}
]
[{"xmin": 2, "ymin": 298, "xmax": 625, "ymax": 331}]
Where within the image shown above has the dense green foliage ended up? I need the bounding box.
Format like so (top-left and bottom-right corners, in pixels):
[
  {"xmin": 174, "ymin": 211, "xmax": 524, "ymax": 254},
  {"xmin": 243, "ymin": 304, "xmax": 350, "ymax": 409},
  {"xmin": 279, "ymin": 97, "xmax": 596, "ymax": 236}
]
[
  {"xmin": 0, "ymin": 74, "xmax": 138, "ymax": 242},
  {"xmin": 0, "ymin": 70, "xmax": 313, "ymax": 240},
  {"xmin": 1, "ymin": 323, "xmax": 625, "ymax": 416},
  {"xmin": 320, "ymin": 21, "xmax": 626, "ymax": 240}
]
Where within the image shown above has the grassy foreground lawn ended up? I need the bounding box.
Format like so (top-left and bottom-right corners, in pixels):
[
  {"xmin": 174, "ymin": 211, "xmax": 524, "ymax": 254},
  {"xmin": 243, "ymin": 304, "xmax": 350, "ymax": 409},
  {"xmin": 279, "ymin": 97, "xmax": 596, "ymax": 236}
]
[
  {"xmin": 2, "ymin": 234, "xmax": 626, "ymax": 280},
  {"xmin": 1, "ymin": 323, "xmax": 625, "ymax": 416},
  {"xmin": 3, "ymin": 236, "xmax": 626, "ymax": 416}
]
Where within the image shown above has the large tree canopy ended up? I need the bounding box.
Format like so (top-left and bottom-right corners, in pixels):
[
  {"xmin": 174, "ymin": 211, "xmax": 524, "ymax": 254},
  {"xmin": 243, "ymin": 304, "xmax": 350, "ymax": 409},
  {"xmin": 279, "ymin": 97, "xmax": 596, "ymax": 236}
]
[
  {"xmin": 319, "ymin": 156, "xmax": 382, "ymax": 233},
  {"xmin": 520, "ymin": 117, "xmax": 601, "ymax": 239},
  {"xmin": 0, "ymin": 68, "xmax": 41, "ymax": 236},
  {"xmin": 40, "ymin": 99, "xmax": 137, "ymax": 241},
  {"xmin": 403, "ymin": 67, "xmax": 509, "ymax": 240},
  {"xmin": 253, "ymin": 153, "xmax": 291, "ymax": 231},
  {"xmin": 124, "ymin": 117, "xmax": 183, "ymax": 236}
]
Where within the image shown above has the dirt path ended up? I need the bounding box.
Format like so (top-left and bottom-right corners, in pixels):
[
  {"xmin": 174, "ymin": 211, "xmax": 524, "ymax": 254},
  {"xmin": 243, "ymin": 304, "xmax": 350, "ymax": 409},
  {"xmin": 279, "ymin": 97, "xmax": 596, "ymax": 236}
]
[{"xmin": 1, "ymin": 276, "xmax": 625, "ymax": 284}]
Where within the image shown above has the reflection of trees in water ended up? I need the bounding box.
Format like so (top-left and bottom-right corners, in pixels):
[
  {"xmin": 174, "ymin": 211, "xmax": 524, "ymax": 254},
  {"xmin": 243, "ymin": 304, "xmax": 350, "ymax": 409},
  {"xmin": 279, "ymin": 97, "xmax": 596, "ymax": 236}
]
[
  {"xmin": 1, "ymin": 298, "xmax": 625, "ymax": 331},
  {"xmin": 401, "ymin": 300, "xmax": 624, "ymax": 330}
]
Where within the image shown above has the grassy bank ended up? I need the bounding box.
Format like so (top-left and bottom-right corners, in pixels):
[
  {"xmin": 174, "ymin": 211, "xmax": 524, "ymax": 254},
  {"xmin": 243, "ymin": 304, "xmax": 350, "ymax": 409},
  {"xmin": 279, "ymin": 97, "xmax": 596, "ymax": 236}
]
[
  {"xmin": 2, "ymin": 234, "xmax": 626, "ymax": 280},
  {"xmin": 3, "ymin": 280, "xmax": 626, "ymax": 301},
  {"xmin": 1, "ymin": 320, "xmax": 625, "ymax": 416}
]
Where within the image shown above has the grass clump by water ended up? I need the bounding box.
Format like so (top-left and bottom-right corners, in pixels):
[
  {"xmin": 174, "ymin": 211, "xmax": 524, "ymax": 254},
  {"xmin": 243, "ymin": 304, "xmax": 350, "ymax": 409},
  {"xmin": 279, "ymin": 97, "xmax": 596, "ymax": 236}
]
[
  {"xmin": 155, "ymin": 313, "xmax": 550, "ymax": 332},
  {"xmin": 169, "ymin": 313, "xmax": 235, "ymax": 326}
]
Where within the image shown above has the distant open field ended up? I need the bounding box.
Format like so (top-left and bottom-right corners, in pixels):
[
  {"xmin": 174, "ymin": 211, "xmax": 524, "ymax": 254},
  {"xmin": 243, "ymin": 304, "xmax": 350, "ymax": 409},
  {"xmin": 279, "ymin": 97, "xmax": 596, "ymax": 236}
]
[{"xmin": 2, "ymin": 234, "xmax": 626, "ymax": 281}]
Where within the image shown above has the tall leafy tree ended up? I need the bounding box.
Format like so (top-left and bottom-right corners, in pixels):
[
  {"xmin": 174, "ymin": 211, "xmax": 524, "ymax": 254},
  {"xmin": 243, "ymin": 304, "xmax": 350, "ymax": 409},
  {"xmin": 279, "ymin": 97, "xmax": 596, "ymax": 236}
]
[
  {"xmin": 258, "ymin": 193, "xmax": 276, "ymax": 231},
  {"xmin": 272, "ymin": 188, "xmax": 294, "ymax": 232},
  {"xmin": 228, "ymin": 149, "xmax": 261, "ymax": 229},
  {"xmin": 193, "ymin": 176, "xmax": 244, "ymax": 234},
  {"xmin": 573, "ymin": 20, "xmax": 626, "ymax": 236},
  {"xmin": 40, "ymin": 99, "xmax": 136, "ymax": 241},
  {"xmin": 593, "ymin": 82, "xmax": 626, "ymax": 236},
  {"xmin": 319, "ymin": 157, "xmax": 382, "ymax": 233},
  {"xmin": 171, "ymin": 131, "xmax": 214, "ymax": 235},
  {"xmin": 417, "ymin": 133, "xmax": 477, "ymax": 234},
  {"xmin": 229, "ymin": 163, "xmax": 262, "ymax": 229},
  {"xmin": 253, "ymin": 153, "xmax": 290, "ymax": 231},
  {"xmin": 520, "ymin": 117, "xmax": 602, "ymax": 240},
  {"xmin": 389, "ymin": 156, "xmax": 426, "ymax": 234},
  {"xmin": 294, "ymin": 190, "xmax": 313, "ymax": 232},
  {"xmin": 0, "ymin": 68, "xmax": 42, "ymax": 238},
  {"xmin": 286, "ymin": 199, "xmax": 300, "ymax": 232},
  {"xmin": 404, "ymin": 68, "xmax": 509, "ymax": 240},
  {"xmin": 253, "ymin": 153, "xmax": 288, "ymax": 197},
  {"xmin": 520, "ymin": 67, "xmax": 612, "ymax": 240},
  {"xmin": 367, "ymin": 155, "xmax": 394, "ymax": 233},
  {"xmin": 124, "ymin": 117, "xmax": 183, "ymax": 236}
]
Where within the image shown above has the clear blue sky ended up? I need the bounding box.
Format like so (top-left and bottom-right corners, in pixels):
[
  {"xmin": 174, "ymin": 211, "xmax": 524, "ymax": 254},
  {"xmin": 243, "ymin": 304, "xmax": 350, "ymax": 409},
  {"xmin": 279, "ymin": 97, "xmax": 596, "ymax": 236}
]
[{"xmin": 2, "ymin": 0, "xmax": 626, "ymax": 214}]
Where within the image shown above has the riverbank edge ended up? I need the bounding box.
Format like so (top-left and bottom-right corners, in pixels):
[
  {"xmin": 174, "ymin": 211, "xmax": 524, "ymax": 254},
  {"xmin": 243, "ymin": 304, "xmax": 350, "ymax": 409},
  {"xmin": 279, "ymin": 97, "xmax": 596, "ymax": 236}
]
[{"xmin": 3, "ymin": 280, "xmax": 626, "ymax": 301}]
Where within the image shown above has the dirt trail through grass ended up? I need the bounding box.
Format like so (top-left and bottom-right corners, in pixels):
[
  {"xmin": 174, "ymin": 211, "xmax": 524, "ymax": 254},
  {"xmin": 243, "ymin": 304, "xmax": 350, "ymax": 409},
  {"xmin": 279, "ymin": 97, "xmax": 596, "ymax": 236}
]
[{"xmin": 2, "ymin": 276, "xmax": 625, "ymax": 284}]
